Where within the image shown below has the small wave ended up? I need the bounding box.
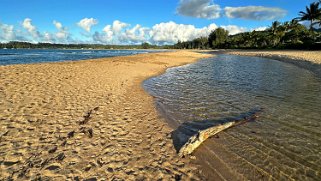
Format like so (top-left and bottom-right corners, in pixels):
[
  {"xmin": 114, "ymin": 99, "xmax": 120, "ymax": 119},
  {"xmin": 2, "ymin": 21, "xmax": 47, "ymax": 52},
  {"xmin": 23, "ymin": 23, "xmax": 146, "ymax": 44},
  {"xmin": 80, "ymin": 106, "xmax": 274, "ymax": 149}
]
[
  {"xmin": 81, "ymin": 51, "xmax": 92, "ymax": 54},
  {"xmin": 0, "ymin": 53, "xmax": 18, "ymax": 56},
  {"xmin": 58, "ymin": 52, "xmax": 77, "ymax": 54},
  {"xmin": 25, "ymin": 53, "xmax": 42, "ymax": 56}
]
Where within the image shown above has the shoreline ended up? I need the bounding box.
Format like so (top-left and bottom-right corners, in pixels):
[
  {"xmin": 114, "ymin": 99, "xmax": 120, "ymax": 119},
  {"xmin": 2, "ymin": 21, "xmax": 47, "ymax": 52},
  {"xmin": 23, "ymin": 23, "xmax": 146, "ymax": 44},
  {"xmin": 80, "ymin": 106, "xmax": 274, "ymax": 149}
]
[
  {"xmin": 0, "ymin": 49, "xmax": 170, "ymax": 67},
  {"xmin": 2, "ymin": 49, "xmax": 320, "ymax": 180},
  {"xmin": 0, "ymin": 50, "xmax": 212, "ymax": 180},
  {"xmin": 223, "ymin": 50, "xmax": 321, "ymax": 78}
]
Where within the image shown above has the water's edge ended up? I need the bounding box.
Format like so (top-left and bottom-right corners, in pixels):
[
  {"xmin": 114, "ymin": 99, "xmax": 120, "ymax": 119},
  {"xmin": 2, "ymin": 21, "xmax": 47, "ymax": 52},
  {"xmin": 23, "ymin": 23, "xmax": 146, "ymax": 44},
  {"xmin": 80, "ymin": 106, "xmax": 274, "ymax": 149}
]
[
  {"xmin": 142, "ymin": 53, "xmax": 321, "ymax": 180},
  {"xmin": 224, "ymin": 52, "xmax": 321, "ymax": 79}
]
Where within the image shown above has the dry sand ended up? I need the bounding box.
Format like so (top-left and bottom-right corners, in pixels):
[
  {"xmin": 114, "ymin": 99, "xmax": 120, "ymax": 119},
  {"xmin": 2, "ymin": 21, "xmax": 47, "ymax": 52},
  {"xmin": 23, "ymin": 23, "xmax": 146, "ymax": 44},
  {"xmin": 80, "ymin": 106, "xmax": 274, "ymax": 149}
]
[
  {"xmin": 0, "ymin": 51, "xmax": 212, "ymax": 180},
  {"xmin": 226, "ymin": 50, "xmax": 321, "ymax": 64}
]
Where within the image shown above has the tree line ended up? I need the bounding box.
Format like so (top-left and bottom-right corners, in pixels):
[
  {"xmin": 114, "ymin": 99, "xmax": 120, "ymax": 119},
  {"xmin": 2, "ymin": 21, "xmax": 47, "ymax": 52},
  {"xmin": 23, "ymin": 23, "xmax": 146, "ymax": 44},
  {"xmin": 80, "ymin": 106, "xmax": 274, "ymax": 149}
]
[
  {"xmin": 1, "ymin": 1, "xmax": 321, "ymax": 50},
  {"xmin": 174, "ymin": 1, "xmax": 321, "ymax": 50},
  {"xmin": 0, "ymin": 41, "xmax": 170, "ymax": 50}
]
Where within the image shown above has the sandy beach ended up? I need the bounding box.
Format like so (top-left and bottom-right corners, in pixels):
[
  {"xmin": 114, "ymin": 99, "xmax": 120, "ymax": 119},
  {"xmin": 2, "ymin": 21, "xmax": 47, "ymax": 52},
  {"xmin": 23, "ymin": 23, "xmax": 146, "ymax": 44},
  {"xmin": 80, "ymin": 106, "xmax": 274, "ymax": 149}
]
[
  {"xmin": 1, "ymin": 49, "xmax": 321, "ymax": 180},
  {"xmin": 225, "ymin": 50, "xmax": 321, "ymax": 64},
  {"xmin": 0, "ymin": 51, "xmax": 212, "ymax": 180}
]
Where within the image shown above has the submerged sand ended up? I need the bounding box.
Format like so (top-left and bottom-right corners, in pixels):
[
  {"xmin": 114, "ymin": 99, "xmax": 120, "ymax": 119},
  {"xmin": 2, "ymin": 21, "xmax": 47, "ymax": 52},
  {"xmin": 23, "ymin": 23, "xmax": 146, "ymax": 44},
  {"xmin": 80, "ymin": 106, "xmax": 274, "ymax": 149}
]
[
  {"xmin": 225, "ymin": 50, "xmax": 321, "ymax": 78},
  {"xmin": 0, "ymin": 51, "xmax": 212, "ymax": 180}
]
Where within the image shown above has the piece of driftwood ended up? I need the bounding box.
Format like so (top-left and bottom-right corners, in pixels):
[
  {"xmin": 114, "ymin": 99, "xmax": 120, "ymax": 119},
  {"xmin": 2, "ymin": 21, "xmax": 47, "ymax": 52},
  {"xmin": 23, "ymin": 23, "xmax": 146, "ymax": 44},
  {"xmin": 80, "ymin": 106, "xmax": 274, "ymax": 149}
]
[{"xmin": 177, "ymin": 109, "xmax": 261, "ymax": 157}]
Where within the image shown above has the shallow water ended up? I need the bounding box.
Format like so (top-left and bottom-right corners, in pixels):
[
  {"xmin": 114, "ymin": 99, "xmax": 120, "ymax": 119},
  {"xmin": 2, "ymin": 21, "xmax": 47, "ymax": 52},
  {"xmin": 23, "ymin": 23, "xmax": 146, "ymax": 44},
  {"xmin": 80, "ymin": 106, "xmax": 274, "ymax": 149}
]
[
  {"xmin": 0, "ymin": 49, "xmax": 163, "ymax": 65},
  {"xmin": 143, "ymin": 54, "xmax": 321, "ymax": 180}
]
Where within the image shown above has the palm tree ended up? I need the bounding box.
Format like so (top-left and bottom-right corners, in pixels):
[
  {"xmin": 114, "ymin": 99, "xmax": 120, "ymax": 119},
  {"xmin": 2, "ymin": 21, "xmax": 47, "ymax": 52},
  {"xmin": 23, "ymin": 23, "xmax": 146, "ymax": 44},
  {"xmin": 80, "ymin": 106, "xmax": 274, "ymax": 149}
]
[
  {"xmin": 270, "ymin": 21, "xmax": 281, "ymax": 35},
  {"xmin": 297, "ymin": 2, "xmax": 321, "ymax": 30},
  {"xmin": 268, "ymin": 21, "xmax": 284, "ymax": 46}
]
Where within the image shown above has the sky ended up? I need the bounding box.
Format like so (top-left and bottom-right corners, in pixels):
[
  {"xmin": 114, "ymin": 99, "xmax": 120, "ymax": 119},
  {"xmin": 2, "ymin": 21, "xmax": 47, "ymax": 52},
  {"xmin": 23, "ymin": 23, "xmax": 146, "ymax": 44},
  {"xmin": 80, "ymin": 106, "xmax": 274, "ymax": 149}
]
[{"xmin": 0, "ymin": 0, "xmax": 315, "ymax": 45}]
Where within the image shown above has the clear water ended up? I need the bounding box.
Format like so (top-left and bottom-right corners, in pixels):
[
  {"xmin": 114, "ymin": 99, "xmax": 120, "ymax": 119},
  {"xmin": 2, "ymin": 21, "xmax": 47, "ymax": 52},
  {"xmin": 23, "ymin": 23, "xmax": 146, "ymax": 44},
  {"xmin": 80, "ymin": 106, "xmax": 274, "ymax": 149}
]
[
  {"xmin": 0, "ymin": 49, "xmax": 163, "ymax": 65},
  {"xmin": 144, "ymin": 54, "xmax": 321, "ymax": 180}
]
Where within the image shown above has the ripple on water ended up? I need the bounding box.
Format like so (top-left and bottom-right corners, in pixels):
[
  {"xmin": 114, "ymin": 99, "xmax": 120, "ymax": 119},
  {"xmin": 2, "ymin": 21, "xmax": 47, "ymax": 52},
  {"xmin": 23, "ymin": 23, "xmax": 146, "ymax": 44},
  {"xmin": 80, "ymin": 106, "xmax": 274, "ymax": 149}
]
[{"xmin": 143, "ymin": 54, "xmax": 321, "ymax": 180}]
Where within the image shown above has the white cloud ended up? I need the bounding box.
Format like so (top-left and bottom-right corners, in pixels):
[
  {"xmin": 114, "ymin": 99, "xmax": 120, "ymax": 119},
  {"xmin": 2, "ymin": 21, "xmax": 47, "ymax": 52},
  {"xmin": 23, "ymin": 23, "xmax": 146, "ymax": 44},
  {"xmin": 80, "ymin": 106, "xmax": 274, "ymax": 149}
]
[
  {"xmin": 53, "ymin": 20, "xmax": 62, "ymax": 29},
  {"xmin": 22, "ymin": 18, "xmax": 41, "ymax": 39},
  {"xmin": 220, "ymin": 25, "xmax": 247, "ymax": 35},
  {"xmin": 93, "ymin": 30, "xmax": 114, "ymax": 44},
  {"xmin": 149, "ymin": 21, "xmax": 218, "ymax": 44},
  {"xmin": 177, "ymin": 0, "xmax": 221, "ymax": 19},
  {"xmin": 43, "ymin": 32, "xmax": 54, "ymax": 43},
  {"xmin": 94, "ymin": 20, "xmax": 148, "ymax": 44},
  {"xmin": 92, "ymin": 20, "xmax": 249, "ymax": 45},
  {"xmin": 102, "ymin": 25, "xmax": 114, "ymax": 40},
  {"xmin": 22, "ymin": 18, "xmax": 36, "ymax": 33},
  {"xmin": 252, "ymin": 26, "xmax": 268, "ymax": 31},
  {"xmin": 112, "ymin": 20, "xmax": 129, "ymax": 33},
  {"xmin": 77, "ymin": 18, "xmax": 98, "ymax": 32},
  {"xmin": 0, "ymin": 22, "xmax": 16, "ymax": 41},
  {"xmin": 93, "ymin": 20, "xmax": 128, "ymax": 44},
  {"xmin": 224, "ymin": 6, "xmax": 287, "ymax": 21},
  {"xmin": 121, "ymin": 24, "xmax": 149, "ymax": 43},
  {"xmin": 2, "ymin": 18, "xmax": 261, "ymax": 45},
  {"xmin": 53, "ymin": 20, "xmax": 69, "ymax": 40}
]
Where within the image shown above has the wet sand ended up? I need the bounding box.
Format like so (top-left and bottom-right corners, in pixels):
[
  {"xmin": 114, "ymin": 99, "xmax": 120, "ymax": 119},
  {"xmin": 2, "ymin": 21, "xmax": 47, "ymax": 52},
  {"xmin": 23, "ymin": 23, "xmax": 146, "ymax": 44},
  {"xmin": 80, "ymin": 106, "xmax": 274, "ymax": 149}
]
[{"xmin": 0, "ymin": 51, "xmax": 212, "ymax": 180}]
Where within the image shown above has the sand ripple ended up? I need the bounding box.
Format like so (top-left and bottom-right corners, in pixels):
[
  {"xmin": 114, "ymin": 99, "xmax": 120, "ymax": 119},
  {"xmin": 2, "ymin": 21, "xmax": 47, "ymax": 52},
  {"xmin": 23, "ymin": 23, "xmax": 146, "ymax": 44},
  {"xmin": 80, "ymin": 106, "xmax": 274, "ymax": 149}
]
[{"xmin": 0, "ymin": 51, "xmax": 212, "ymax": 180}]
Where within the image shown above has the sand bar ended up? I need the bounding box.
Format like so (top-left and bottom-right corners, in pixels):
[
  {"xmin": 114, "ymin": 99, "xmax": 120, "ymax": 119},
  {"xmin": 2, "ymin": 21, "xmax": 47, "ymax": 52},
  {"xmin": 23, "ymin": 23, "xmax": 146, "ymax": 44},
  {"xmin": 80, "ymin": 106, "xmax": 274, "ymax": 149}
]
[
  {"xmin": 225, "ymin": 50, "xmax": 321, "ymax": 77},
  {"xmin": 0, "ymin": 51, "xmax": 212, "ymax": 180}
]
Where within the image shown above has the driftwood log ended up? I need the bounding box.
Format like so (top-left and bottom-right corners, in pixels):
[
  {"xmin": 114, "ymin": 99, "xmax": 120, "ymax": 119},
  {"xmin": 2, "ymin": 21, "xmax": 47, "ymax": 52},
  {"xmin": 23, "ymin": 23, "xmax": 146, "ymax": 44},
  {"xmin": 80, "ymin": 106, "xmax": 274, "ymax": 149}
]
[{"xmin": 177, "ymin": 109, "xmax": 261, "ymax": 157}]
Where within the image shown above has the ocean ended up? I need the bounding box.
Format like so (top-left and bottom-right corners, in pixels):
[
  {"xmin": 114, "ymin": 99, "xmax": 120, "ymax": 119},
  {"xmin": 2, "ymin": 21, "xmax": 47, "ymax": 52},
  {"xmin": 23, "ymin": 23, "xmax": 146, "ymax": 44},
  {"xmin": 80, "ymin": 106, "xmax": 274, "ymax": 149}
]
[{"xmin": 0, "ymin": 49, "xmax": 164, "ymax": 65}]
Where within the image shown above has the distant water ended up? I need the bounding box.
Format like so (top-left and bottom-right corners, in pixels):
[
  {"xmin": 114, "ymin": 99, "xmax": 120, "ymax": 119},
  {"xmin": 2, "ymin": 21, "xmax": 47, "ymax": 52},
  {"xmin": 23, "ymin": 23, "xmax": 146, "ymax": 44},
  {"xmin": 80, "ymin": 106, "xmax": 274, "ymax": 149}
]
[
  {"xmin": 0, "ymin": 49, "xmax": 164, "ymax": 65},
  {"xmin": 144, "ymin": 54, "xmax": 321, "ymax": 180}
]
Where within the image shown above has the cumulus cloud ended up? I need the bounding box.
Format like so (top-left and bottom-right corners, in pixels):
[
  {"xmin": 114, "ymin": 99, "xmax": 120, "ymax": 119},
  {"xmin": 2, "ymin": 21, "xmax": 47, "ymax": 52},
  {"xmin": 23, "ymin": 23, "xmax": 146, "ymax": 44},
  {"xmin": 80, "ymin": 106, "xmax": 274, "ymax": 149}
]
[
  {"xmin": 98, "ymin": 25, "xmax": 114, "ymax": 41},
  {"xmin": 121, "ymin": 25, "xmax": 149, "ymax": 43},
  {"xmin": 0, "ymin": 22, "xmax": 16, "ymax": 41},
  {"xmin": 220, "ymin": 25, "xmax": 247, "ymax": 35},
  {"xmin": 77, "ymin": 18, "xmax": 98, "ymax": 32},
  {"xmin": 2, "ymin": 18, "xmax": 256, "ymax": 45},
  {"xmin": 224, "ymin": 6, "xmax": 287, "ymax": 21},
  {"xmin": 177, "ymin": 0, "xmax": 221, "ymax": 19},
  {"xmin": 53, "ymin": 20, "xmax": 62, "ymax": 29},
  {"xmin": 53, "ymin": 20, "xmax": 69, "ymax": 40},
  {"xmin": 149, "ymin": 21, "xmax": 218, "ymax": 44},
  {"xmin": 149, "ymin": 22, "xmax": 248, "ymax": 44},
  {"xmin": 93, "ymin": 20, "xmax": 249, "ymax": 44},
  {"xmin": 22, "ymin": 18, "xmax": 41, "ymax": 39},
  {"xmin": 43, "ymin": 32, "xmax": 55, "ymax": 43},
  {"xmin": 252, "ymin": 26, "xmax": 268, "ymax": 31},
  {"xmin": 1, "ymin": 18, "xmax": 74, "ymax": 43},
  {"xmin": 93, "ymin": 20, "xmax": 149, "ymax": 44},
  {"xmin": 93, "ymin": 20, "xmax": 127, "ymax": 44},
  {"xmin": 112, "ymin": 20, "xmax": 129, "ymax": 33}
]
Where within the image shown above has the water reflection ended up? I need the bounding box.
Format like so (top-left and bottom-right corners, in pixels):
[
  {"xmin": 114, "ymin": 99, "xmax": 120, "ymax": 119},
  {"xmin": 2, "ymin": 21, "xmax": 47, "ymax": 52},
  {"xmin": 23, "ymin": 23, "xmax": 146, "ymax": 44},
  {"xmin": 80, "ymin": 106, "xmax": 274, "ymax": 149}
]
[{"xmin": 143, "ymin": 55, "xmax": 321, "ymax": 180}]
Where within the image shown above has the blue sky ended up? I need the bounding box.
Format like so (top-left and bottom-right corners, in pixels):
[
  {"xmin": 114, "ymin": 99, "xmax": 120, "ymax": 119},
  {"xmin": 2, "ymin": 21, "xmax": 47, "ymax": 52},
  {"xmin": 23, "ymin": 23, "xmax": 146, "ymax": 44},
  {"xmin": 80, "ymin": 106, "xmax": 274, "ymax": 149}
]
[{"xmin": 0, "ymin": 0, "xmax": 315, "ymax": 44}]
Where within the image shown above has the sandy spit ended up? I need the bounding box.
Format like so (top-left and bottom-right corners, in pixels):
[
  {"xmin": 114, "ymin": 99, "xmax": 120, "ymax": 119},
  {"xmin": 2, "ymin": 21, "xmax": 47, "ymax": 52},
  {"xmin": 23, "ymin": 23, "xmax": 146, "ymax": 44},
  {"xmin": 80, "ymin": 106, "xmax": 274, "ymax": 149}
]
[
  {"xmin": 0, "ymin": 51, "xmax": 212, "ymax": 180},
  {"xmin": 225, "ymin": 50, "xmax": 321, "ymax": 77}
]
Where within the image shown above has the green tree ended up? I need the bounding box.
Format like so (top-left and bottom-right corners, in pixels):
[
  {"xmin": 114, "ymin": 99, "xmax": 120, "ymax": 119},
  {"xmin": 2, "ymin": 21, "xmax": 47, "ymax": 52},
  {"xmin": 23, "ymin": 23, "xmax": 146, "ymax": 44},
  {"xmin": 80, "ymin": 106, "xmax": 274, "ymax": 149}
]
[
  {"xmin": 208, "ymin": 28, "xmax": 229, "ymax": 48},
  {"xmin": 141, "ymin": 42, "xmax": 150, "ymax": 49},
  {"xmin": 297, "ymin": 2, "xmax": 321, "ymax": 30},
  {"xmin": 192, "ymin": 37, "xmax": 208, "ymax": 49},
  {"xmin": 267, "ymin": 21, "xmax": 284, "ymax": 47}
]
